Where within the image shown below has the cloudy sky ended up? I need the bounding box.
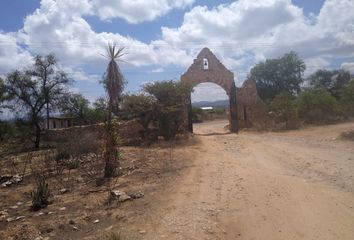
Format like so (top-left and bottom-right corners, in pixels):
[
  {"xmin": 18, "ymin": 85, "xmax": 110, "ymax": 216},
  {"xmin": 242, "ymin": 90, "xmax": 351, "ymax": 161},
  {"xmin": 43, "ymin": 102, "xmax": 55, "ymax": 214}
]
[{"xmin": 0, "ymin": 0, "xmax": 353, "ymax": 103}]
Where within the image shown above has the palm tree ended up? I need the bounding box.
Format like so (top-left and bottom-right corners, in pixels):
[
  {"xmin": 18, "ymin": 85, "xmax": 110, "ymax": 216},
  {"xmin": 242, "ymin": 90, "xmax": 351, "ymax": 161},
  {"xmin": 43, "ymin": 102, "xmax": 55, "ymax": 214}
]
[{"xmin": 102, "ymin": 43, "xmax": 125, "ymax": 178}]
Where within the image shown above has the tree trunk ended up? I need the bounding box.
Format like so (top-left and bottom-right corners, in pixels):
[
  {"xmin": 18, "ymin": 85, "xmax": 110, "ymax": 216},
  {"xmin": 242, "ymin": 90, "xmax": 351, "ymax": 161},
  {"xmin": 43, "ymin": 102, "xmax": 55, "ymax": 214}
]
[
  {"xmin": 46, "ymin": 102, "xmax": 50, "ymax": 129},
  {"xmin": 103, "ymin": 134, "xmax": 119, "ymax": 178},
  {"xmin": 34, "ymin": 123, "xmax": 41, "ymax": 149},
  {"xmin": 104, "ymin": 98, "xmax": 118, "ymax": 178}
]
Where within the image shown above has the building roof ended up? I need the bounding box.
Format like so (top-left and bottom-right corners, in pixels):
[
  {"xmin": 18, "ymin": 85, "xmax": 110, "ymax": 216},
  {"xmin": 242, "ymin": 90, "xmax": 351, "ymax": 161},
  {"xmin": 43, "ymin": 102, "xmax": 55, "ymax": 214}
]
[{"xmin": 48, "ymin": 116, "xmax": 74, "ymax": 120}]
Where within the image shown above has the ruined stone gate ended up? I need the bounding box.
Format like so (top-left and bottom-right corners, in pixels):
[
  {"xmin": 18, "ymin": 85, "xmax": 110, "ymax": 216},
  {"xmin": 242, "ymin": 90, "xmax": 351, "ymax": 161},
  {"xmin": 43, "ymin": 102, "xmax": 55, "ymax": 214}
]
[
  {"xmin": 181, "ymin": 47, "xmax": 267, "ymax": 133},
  {"xmin": 181, "ymin": 47, "xmax": 238, "ymax": 133}
]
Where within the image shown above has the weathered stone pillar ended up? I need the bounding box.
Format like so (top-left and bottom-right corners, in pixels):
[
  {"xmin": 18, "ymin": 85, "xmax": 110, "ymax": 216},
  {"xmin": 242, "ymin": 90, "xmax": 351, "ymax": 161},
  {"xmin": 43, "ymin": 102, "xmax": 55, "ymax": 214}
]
[{"xmin": 229, "ymin": 83, "xmax": 238, "ymax": 133}]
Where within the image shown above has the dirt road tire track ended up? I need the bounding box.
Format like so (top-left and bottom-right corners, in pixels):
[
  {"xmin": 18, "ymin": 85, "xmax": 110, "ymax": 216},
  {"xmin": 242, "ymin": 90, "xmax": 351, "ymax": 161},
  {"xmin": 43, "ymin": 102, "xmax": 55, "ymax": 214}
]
[{"xmin": 144, "ymin": 120, "xmax": 354, "ymax": 240}]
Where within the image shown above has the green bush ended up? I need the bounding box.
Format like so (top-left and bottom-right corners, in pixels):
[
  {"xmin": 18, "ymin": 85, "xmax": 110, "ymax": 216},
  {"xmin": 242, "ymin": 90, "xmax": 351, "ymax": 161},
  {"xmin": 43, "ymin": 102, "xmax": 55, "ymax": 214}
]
[
  {"xmin": 191, "ymin": 107, "xmax": 204, "ymax": 123},
  {"xmin": 144, "ymin": 80, "xmax": 192, "ymax": 140},
  {"xmin": 339, "ymin": 79, "xmax": 354, "ymax": 117},
  {"xmin": 0, "ymin": 120, "xmax": 17, "ymax": 141},
  {"xmin": 308, "ymin": 69, "xmax": 351, "ymax": 98},
  {"xmin": 298, "ymin": 89, "xmax": 341, "ymax": 124},
  {"xmin": 121, "ymin": 94, "xmax": 158, "ymax": 143},
  {"xmin": 270, "ymin": 92, "xmax": 299, "ymax": 129}
]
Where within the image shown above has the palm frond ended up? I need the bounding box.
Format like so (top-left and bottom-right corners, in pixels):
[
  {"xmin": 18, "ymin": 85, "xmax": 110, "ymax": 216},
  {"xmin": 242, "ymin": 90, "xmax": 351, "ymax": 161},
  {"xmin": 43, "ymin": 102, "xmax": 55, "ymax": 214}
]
[{"xmin": 103, "ymin": 43, "xmax": 126, "ymax": 118}]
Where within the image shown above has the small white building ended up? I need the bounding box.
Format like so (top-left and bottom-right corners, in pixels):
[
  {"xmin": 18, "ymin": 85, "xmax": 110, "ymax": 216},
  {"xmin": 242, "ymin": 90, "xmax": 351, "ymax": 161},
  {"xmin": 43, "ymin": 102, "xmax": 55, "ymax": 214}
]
[
  {"xmin": 201, "ymin": 107, "xmax": 213, "ymax": 111},
  {"xmin": 47, "ymin": 117, "xmax": 74, "ymax": 129}
]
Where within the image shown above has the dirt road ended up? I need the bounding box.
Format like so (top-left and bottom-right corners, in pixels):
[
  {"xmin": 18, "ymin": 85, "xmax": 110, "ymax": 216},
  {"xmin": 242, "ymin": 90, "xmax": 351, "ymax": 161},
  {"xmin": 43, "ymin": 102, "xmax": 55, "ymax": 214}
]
[{"xmin": 144, "ymin": 120, "xmax": 354, "ymax": 240}]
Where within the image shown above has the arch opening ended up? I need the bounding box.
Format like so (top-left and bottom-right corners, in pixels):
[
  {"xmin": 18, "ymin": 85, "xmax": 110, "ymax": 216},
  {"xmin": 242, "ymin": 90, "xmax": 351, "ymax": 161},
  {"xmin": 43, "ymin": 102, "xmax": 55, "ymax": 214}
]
[
  {"xmin": 181, "ymin": 47, "xmax": 238, "ymax": 133},
  {"xmin": 191, "ymin": 83, "xmax": 230, "ymax": 135}
]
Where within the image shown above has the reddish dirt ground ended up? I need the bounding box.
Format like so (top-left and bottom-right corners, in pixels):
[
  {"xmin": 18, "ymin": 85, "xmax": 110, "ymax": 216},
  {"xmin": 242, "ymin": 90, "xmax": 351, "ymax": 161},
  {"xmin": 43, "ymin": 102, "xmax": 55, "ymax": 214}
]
[
  {"xmin": 1, "ymin": 120, "xmax": 354, "ymax": 240},
  {"xmin": 143, "ymin": 120, "xmax": 354, "ymax": 240}
]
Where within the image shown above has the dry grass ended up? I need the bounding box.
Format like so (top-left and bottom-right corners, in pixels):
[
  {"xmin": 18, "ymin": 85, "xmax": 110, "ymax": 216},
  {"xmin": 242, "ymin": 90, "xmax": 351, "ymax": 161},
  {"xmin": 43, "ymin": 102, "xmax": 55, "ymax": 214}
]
[{"xmin": 0, "ymin": 135, "xmax": 194, "ymax": 240}]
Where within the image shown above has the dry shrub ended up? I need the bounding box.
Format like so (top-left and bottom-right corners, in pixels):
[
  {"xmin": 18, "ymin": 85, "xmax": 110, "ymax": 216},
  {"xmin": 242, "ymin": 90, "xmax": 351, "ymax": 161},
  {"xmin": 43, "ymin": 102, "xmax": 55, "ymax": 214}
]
[
  {"xmin": 55, "ymin": 130, "xmax": 105, "ymax": 184},
  {"xmin": 56, "ymin": 131, "xmax": 102, "ymax": 161},
  {"xmin": 28, "ymin": 151, "xmax": 54, "ymax": 210},
  {"xmin": 31, "ymin": 175, "xmax": 51, "ymax": 211}
]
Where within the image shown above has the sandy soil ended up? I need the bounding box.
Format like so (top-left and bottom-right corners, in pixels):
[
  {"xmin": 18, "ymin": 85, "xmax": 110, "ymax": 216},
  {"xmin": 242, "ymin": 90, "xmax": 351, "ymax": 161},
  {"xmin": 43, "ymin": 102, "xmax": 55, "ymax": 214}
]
[{"xmin": 141, "ymin": 120, "xmax": 354, "ymax": 240}]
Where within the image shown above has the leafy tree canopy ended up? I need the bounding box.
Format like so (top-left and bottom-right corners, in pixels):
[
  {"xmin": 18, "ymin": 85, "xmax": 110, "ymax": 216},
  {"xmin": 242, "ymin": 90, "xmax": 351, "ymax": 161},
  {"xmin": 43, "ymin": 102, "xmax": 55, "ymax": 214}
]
[
  {"xmin": 308, "ymin": 69, "xmax": 351, "ymax": 98},
  {"xmin": 5, "ymin": 70, "xmax": 47, "ymax": 148},
  {"xmin": 121, "ymin": 94, "xmax": 158, "ymax": 127},
  {"xmin": 29, "ymin": 54, "xmax": 71, "ymax": 128},
  {"xmin": 59, "ymin": 92, "xmax": 90, "ymax": 122},
  {"xmin": 4, "ymin": 54, "xmax": 70, "ymax": 148},
  {"xmin": 143, "ymin": 80, "xmax": 192, "ymax": 108},
  {"xmin": 143, "ymin": 80, "xmax": 192, "ymax": 140},
  {"xmin": 298, "ymin": 89, "xmax": 340, "ymax": 124},
  {"xmin": 248, "ymin": 52, "xmax": 306, "ymax": 100},
  {"xmin": 339, "ymin": 79, "xmax": 354, "ymax": 117}
]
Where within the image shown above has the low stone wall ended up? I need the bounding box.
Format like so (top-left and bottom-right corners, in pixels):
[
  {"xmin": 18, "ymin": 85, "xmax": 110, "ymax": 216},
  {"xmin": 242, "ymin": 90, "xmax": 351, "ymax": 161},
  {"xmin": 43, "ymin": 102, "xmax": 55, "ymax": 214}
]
[{"xmin": 43, "ymin": 119, "xmax": 143, "ymax": 146}]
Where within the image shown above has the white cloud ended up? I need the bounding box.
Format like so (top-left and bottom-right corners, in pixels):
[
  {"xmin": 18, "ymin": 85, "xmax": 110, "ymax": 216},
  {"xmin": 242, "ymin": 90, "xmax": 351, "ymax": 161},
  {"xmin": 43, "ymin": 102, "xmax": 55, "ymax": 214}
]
[
  {"xmin": 191, "ymin": 82, "xmax": 228, "ymax": 102},
  {"xmin": 92, "ymin": 0, "xmax": 194, "ymax": 23},
  {"xmin": 0, "ymin": 32, "xmax": 33, "ymax": 74},
  {"xmin": 150, "ymin": 67, "xmax": 164, "ymax": 73},
  {"xmin": 160, "ymin": 0, "xmax": 303, "ymax": 52},
  {"xmin": 304, "ymin": 57, "xmax": 330, "ymax": 76},
  {"xmin": 17, "ymin": 0, "xmax": 193, "ymax": 72},
  {"xmin": 1, "ymin": 0, "xmax": 354, "ymax": 102},
  {"xmin": 61, "ymin": 66, "xmax": 101, "ymax": 83},
  {"xmin": 341, "ymin": 62, "xmax": 354, "ymax": 74}
]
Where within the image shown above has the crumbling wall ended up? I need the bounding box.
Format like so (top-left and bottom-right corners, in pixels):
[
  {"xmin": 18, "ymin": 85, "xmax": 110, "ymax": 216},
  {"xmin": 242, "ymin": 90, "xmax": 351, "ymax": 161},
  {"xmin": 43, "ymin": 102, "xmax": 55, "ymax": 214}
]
[
  {"xmin": 43, "ymin": 120, "xmax": 143, "ymax": 146},
  {"xmin": 236, "ymin": 79, "xmax": 268, "ymax": 130}
]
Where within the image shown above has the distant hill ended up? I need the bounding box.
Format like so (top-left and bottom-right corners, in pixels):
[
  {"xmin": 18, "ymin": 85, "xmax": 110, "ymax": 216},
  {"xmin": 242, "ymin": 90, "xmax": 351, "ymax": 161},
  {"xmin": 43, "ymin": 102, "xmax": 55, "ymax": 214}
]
[{"xmin": 192, "ymin": 99, "xmax": 229, "ymax": 108}]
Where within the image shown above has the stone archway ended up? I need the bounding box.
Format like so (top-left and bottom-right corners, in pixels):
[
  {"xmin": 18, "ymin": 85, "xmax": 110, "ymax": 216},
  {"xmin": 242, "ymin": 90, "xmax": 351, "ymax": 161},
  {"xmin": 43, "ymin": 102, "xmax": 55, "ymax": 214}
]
[{"xmin": 181, "ymin": 48, "xmax": 238, "ymax": 133}]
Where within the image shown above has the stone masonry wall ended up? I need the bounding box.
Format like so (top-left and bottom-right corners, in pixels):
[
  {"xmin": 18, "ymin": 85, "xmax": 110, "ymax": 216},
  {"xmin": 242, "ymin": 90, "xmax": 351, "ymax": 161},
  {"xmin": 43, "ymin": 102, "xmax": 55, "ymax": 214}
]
[
  {"xmin": 43, "ymin": 119, "xmax": 143, "ymax": 146},
  {"xmin": 236, "ymin": 79, "xmax": 267, "ymax": 130}
]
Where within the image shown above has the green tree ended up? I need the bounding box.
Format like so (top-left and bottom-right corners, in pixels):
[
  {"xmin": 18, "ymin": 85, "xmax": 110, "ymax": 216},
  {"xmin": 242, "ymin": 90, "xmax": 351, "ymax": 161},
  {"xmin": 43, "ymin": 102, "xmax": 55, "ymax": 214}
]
[
  {"xmin": 93, "ymin": 97, "xmax": 107, "ymax": 112},
  {"xmin": 4, "ymin": 54, "xmax": 70, "ymax": 148},
  {"xmin": 121, "ymin": 94, "xmax": 158, "ymax": 141},
  {"xmin": 144, "ymin": 80, "xmax": 192, "ymax": 140},
  {"xmin": 5, "ymin": 71, "xmax": 46, "ymax": 148},
  {"xmin": 248, "ymin": 52, "xmax": 306, "ymax": 100},
  {"xmin": 0, "ymin": 120, "xmax": 16, "ymax": 141},
  {"xmin": 298, "ymin": 89, "xmax": 340, "ymax": 124},
  {"xmin": 58, "ymin": 92, "xmax": 90, "ymax": 124},
  {"xmin": 270, "ymin": 92, "xmax": 298, "ymax": 129},
  {"xmin": 191, "ymin": 107, "xmax": 204, "ymax": 123},
  {"xmin": 86, "ymin": 97, "xmax": 107, "ymax": 124},
  {"xmin": 339, "ymin": 79, "xmax": 354, "ymax": 117},
  {"xmin": 102, "ymin": 44, "xmax": 125, "ymax": 178},
  {"xmin": 28, "ymin": 54, "xmax": 71, "ymax": 128},
  {"xmin": 308, "ymin": 69, "xmax": 350, "ymax": 98}
]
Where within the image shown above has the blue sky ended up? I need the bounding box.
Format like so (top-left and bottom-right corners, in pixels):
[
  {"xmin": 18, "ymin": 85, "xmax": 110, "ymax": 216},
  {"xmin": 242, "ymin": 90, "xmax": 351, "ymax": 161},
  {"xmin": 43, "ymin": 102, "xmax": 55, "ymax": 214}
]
[{"xmin": 0, "ymin": 0, "xmax": 353, "ymax": 103}]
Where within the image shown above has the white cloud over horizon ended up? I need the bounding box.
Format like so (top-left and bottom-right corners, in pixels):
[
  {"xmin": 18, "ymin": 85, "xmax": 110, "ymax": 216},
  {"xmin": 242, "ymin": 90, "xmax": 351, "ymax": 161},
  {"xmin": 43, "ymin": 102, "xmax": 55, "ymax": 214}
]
[
  {"xmin": 341, "ymin": 62, "xmax": 354, "ymax": 74},
  {"xmin": 191, "ymin": 82, "xmax": 229, "ymax": 102},
  {"xmin": 93, "ymin": 0, "xmax": 195, "ymax": 23},
  {"xmin": 0, "ymin": 0, "xmax": 353, "ymax": 101}
]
